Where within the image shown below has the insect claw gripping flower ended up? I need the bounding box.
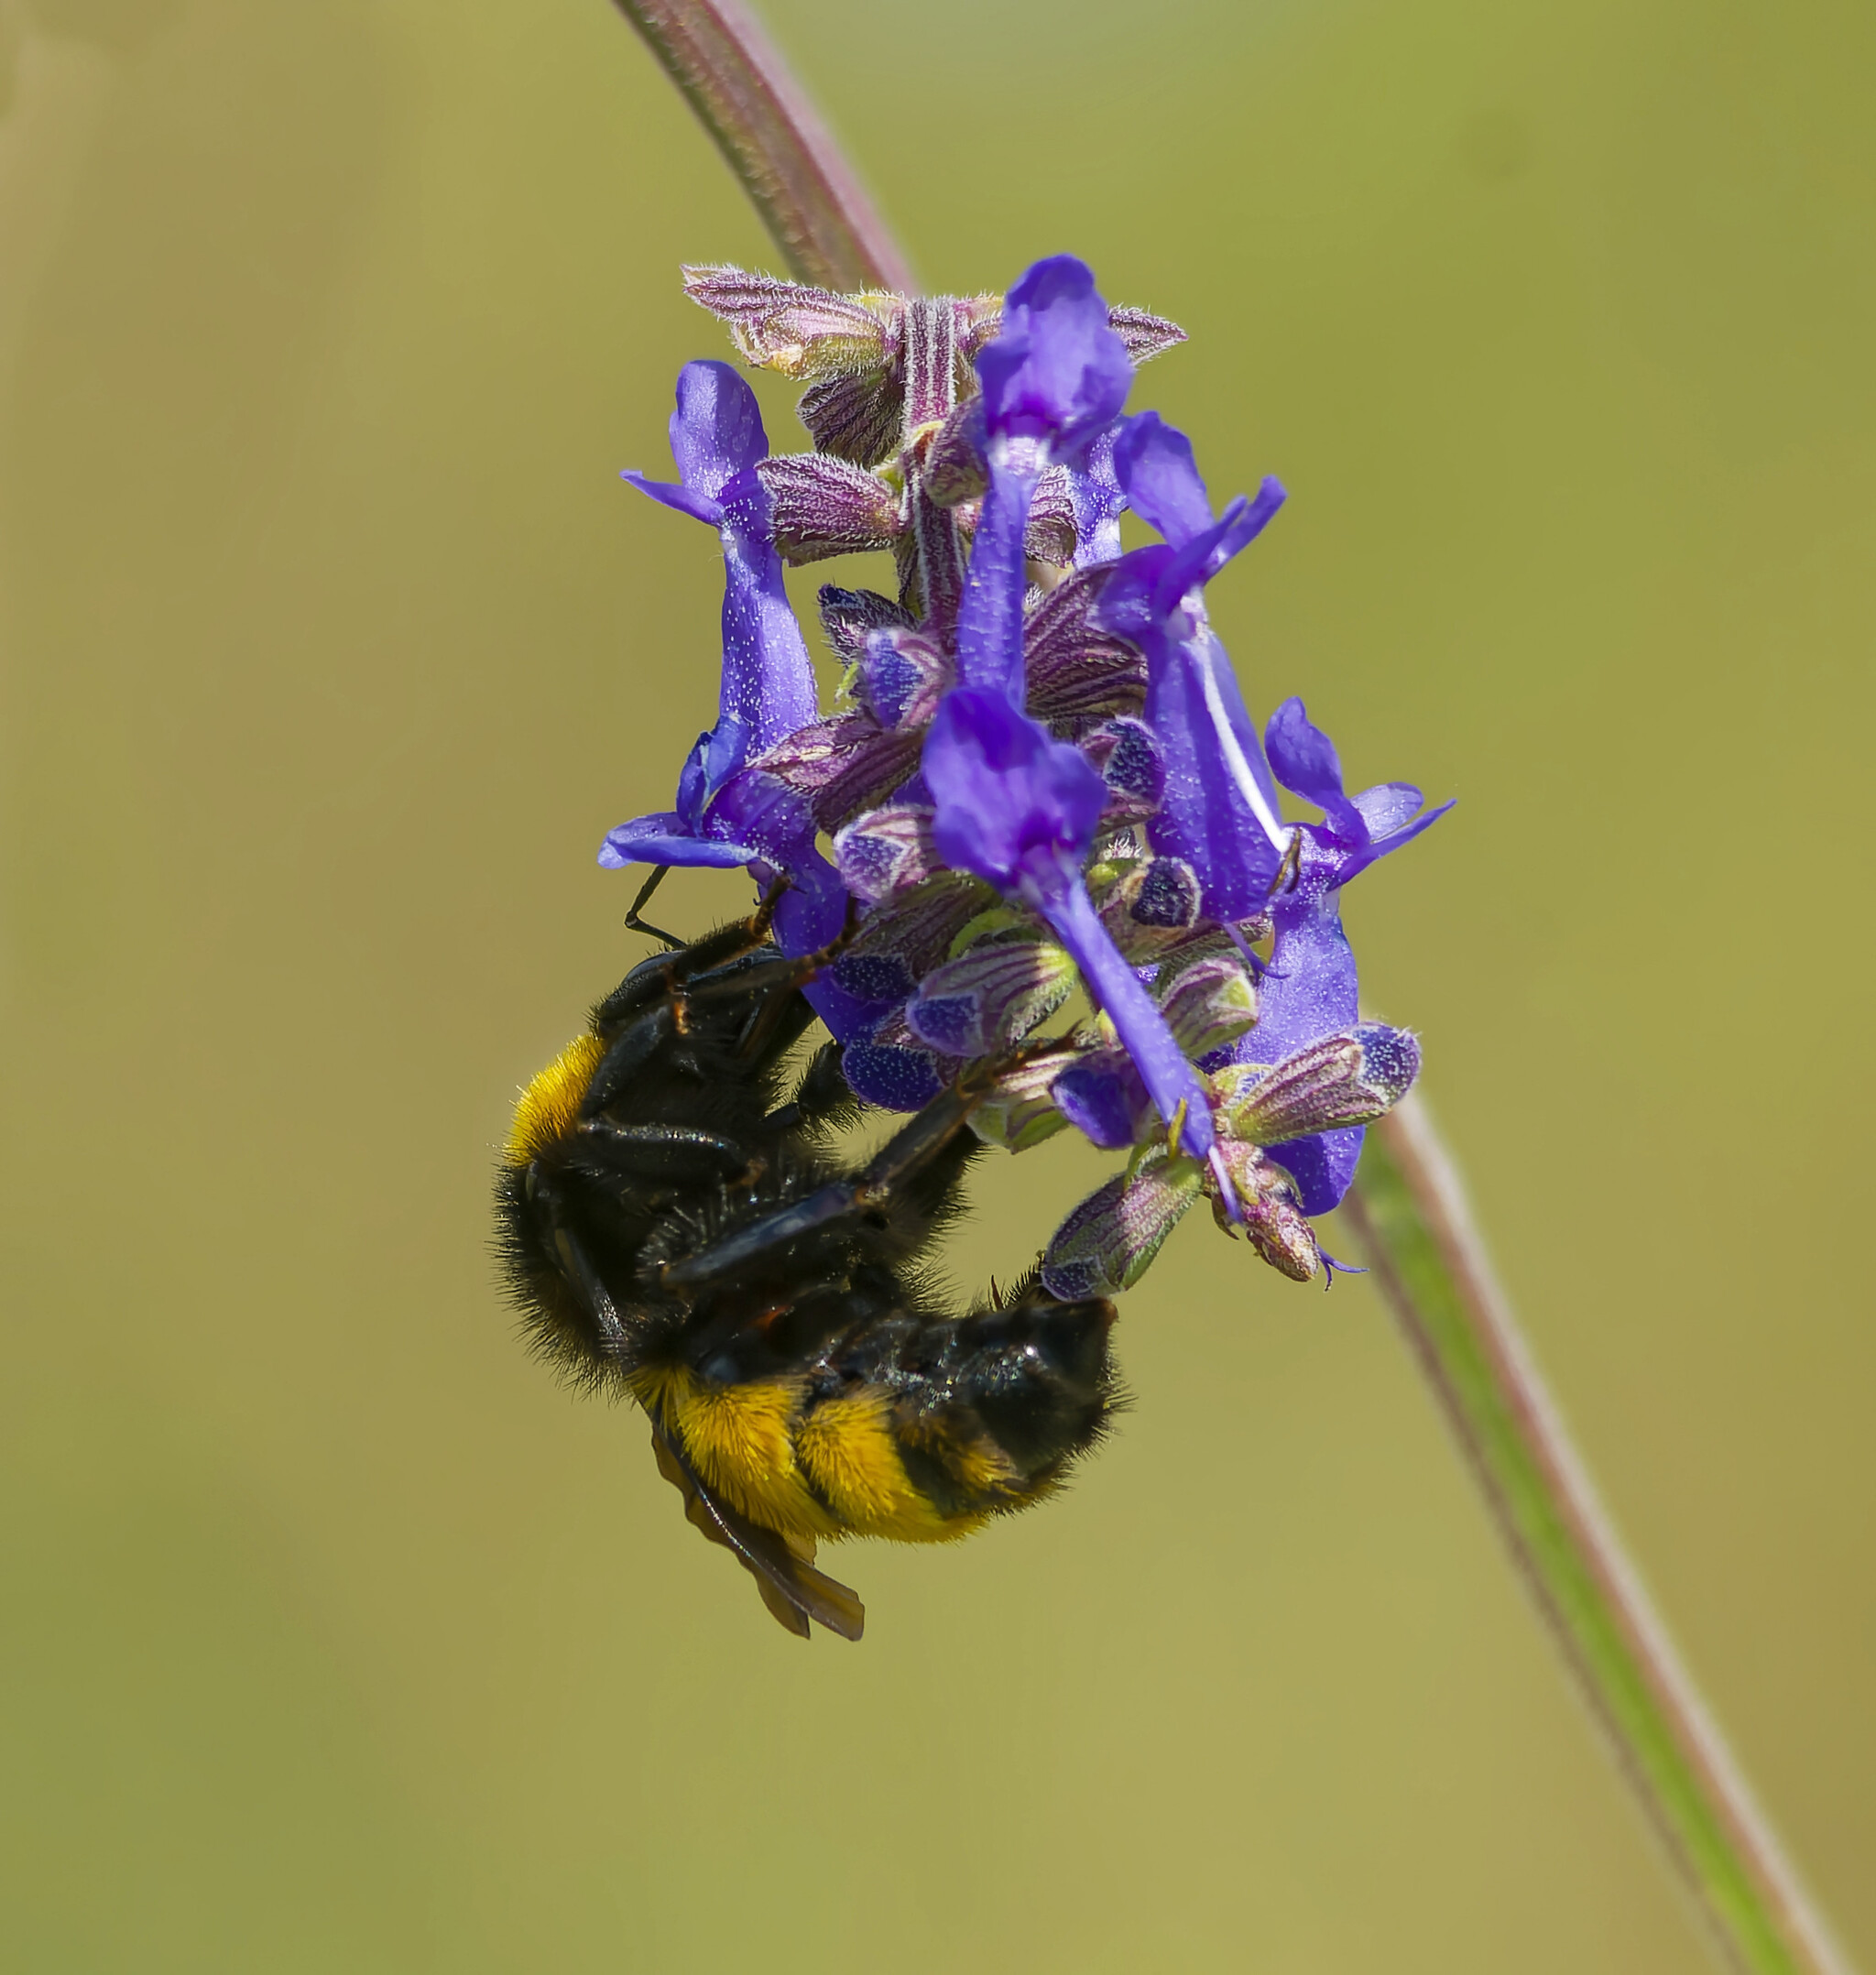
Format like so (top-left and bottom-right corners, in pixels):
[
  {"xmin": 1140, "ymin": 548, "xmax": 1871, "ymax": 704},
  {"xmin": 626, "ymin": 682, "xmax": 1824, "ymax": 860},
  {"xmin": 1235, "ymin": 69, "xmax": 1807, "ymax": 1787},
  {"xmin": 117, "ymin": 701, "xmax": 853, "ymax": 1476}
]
[{"xmin": 604, "ymin": 252, "xmax": 1450, "ymax": 1309}]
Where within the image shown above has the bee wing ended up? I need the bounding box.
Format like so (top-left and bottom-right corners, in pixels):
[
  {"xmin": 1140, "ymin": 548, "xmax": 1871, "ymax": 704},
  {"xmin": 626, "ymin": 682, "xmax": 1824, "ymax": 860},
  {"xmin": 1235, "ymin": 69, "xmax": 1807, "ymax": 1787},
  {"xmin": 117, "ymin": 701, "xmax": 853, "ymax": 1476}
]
[{"xmin": 649, "ymin": 1422, "xmax": 866, "ymax": 1642}]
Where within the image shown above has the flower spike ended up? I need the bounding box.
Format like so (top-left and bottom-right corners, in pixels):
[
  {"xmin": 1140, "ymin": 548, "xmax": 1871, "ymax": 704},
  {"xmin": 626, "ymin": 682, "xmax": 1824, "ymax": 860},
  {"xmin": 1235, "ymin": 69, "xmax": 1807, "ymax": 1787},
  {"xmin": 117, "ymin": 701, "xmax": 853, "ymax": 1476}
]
[{"xmin": 602, "ymin": 254, "xmax": 1443, "ymax": 1288}]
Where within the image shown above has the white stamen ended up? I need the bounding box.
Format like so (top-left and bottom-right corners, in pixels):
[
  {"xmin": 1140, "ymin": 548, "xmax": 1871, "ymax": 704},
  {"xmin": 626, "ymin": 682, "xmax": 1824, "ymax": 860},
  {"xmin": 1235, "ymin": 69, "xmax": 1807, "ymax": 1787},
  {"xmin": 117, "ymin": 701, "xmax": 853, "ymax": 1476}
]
[{"xmin": 1194, "ymin": 627, "xmax": 1293, "ymax": 857}]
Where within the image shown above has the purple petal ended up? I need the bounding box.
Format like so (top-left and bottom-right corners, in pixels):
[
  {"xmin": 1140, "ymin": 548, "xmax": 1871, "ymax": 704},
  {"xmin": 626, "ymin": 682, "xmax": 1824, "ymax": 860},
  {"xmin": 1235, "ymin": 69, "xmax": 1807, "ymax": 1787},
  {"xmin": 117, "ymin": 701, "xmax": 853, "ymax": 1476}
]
[
  {"xmin": 623, "ymin": 366, "xmax": 819, "ymax": 807},
  {"xmin": 770, "ymin": 840, "xmax": 848, "ymax": 956},
  {"xmin": 975, "ymin": 256, "xmax": 1132, "ymax": 462},
  {"xmin": 1139, "ymin": 625, "xmax": 1287, "ymax": 921},
  {"xmin": 802, "ymin": 975, "xmax": 889, "ymax": 1048},
  {"xmin": 1264, "ymin": 697, "xmax": 1368, "ymax": 844},
  {"xmin": 667, "ymin": 357, "xmax": 768, "ymax": 501},
  {"xmin": 1068, "ymin": 428, "xmax": 1127, "ymax": 568},
  {"xmin": 596, "ymin": 813, "xmax": 758, "ymax": 870},
  {"xmin": 924, "ymin": 689, "xmax": 1104, "ymax": 898},
  {"xmin": 1334, "ymin": 797, "xmax": 1456, "ymax": 885},
  {"xmin": 1352, "ymin": 781, "xmax": 1425, "ymax": 838},
  {"xmin": 1241, "ymin": 850, "xmax": 1358, "ymax": 1063},
  {"xmin": 1196, "ymin": 477, "xmax": 1286, "ymax": 584},
  {"xmin": 1041, "ymin": 880, "xmax": 1214, "ymax": 1161},
  {"xmin": 619, "ymin": 470, "xmax": 722, "ymax": 528},
  {"xmin": 1265, "ymin": 1129, "xmax": 1365, "ymax": 1218},
  {"xmin": 713, "ymin": 470, "xmax": 818, "ymax": 757},
  {"xmin": 952, "ymin": 458, "xmax": 1039, "ymax": 703},
  {"xmin": 1227, "ymin": 846, "xmax": 1365, "ymax": 1212},
  {"xmin": 1050, "ymin": 1050, "xmax": 1151, "ymax": 1150},
  {"xmin": 1112, "ymin": 410, "xmax": 1214, "ymax": 549}
]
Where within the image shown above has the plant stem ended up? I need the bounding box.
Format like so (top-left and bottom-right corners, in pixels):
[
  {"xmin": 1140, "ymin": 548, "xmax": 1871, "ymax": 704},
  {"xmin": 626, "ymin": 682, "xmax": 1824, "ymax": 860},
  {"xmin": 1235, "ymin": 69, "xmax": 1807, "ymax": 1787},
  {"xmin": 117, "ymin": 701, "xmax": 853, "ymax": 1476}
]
[
  {"xmin": 606, "ymin": 6, "xmax": 1854, "ymax": 1968},
  {"xmin": 1342, "ymin": 1096, "xmax": 1851, "ymax": 1975},
  {"xmin": 610, "ymin": 0, "xmax": 912, "ymax": 295}
]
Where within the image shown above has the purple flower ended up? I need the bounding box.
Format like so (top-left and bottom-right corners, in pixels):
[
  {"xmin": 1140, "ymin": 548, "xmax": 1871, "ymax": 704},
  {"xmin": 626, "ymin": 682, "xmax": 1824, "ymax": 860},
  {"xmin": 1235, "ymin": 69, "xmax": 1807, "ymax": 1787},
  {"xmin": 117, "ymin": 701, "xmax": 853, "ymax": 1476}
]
[
  {"xmin": 922, "ymin": 685, "xmax": 1215, "ymax": 1161},
  {"xmin": 955, "ymin": 257, "xmax": 1135, "ymax": 703},
  {"xmin": 1264, "ymin": 696, "xmax": 1453, "ymax": 889},
  {"xmin": 1228, "ymin": 697, "xmax": 1452, "ymax": 1211},
  {"xmin": 1097, "ymin": 411, "xmax": 1291, "ymax": 923},
  {"xmin": 618, "ymin": 359, "xmax": 816, "ymax": 793},
  {"xmin": 598, "ymin": 360, "xmax": 841, "ymax": 955}
]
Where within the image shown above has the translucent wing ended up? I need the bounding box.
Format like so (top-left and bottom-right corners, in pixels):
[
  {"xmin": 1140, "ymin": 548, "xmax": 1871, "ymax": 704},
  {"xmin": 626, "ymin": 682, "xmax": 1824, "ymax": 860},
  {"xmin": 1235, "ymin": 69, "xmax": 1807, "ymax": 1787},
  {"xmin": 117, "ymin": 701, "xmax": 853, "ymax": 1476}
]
[{"xmin": 649, "ymin": 1422, "xmax": 866, "ymax": 1642}]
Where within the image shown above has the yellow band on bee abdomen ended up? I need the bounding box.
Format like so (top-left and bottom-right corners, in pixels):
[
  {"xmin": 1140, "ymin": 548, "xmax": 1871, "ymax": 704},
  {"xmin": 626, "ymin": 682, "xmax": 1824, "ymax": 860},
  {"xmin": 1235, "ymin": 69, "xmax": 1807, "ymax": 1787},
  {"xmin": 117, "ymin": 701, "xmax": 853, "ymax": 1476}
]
[
  {"xmin": 795, "ymin": 1390, "xmax": 1000, "ymax": 1544},
  {"xmin": 634, "ymin": 1363, "xmax": 837, "ymax": 1544}
]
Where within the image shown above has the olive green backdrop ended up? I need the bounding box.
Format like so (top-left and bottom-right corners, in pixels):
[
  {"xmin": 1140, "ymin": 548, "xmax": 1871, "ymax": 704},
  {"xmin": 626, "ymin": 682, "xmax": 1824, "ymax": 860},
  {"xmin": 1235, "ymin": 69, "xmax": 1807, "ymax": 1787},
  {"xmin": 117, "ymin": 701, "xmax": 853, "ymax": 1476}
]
[{"xmin": 3, "ymin": 0, "xmax": 1871, "ymax": 1969}]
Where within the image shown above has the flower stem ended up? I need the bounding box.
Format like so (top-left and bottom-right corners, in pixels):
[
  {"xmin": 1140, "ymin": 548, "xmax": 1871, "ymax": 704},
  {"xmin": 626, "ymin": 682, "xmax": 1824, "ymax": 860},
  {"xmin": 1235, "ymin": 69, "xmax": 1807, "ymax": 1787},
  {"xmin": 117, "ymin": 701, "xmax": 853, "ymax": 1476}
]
[
  {"xmin": 607, "ymin": 7, "xmax": 1854, "ymax": 1968},
  {"xmin": 1342, "ymin": 1096, "xmax": 1851, "ymax": 1975},
  {"xmin": 609, "ymin": 0, "xmax": 912, "ymax": 295}
]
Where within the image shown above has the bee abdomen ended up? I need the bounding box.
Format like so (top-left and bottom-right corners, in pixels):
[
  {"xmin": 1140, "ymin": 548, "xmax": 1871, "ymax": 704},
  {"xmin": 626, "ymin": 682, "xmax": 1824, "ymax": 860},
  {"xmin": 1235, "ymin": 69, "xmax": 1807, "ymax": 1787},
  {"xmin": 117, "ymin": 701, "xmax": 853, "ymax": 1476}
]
[{"xmin": 799, "ymin": 1296, "xmax": 1120, "ymax": 1538}]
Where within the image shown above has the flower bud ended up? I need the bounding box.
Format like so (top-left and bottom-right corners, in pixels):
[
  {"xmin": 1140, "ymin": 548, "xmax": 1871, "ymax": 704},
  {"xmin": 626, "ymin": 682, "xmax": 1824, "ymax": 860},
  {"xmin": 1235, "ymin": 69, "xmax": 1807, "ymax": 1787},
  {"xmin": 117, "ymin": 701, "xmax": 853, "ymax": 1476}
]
[
  {"xmin": 1023, "ymin": 565, "xmax": 1148, "ymax": 726},
  {"xmin": 798, "ymin": 370, "xmax": 904, "ymax": 468},
  {"xmin": 1042, "ymin": 1150, "xmax": 1205, "ymax": 1299},
  {"xmin": 1105, "ymin": 305, "xmax": 1189, "ymax": 366},
  {"xmin": 841, "ymin": 1007, "xmax": 943, "ymax": 1112},
  {"xmin": 817, "ymin": 584, "xmax": 913, "ymax": 666},
  {"xmin": 834, "ymin": 802, "xmax": 939, "ymax": 903},
  {"xmin": 754, "ymin": 712, "xmax": 922, "ymax": 832},
  {"xmin": 1221, "ymin": 1024, "xmax": 1421, "ymax": 1146},
  {"xmin": 956, "ymin": 297, "xmax": 1187, "ymax": 371},
  {"xmin": 969, "ymin": 1048, "xmax": 1078, "ymax": 1152},
  {"xmin": 1023, "ymin": 469, "xmax": 1079, "ymax": 567},
  {"xmin": 1157, "ymin": 953, "xmax": 1258, "ymax": 1059},
  {"xmin": 922, "ymin": 398, "xmax": 988, "ymax": 507},
  {"xmin": 836, "ymin": 870, "xmax": 987, "ymax": 991},
  {"xmin": 1094, "ymin": 853, "xmax": 1202, "ymax": 960},
  {"xmin": 756, "ymin": 454, "xmax": 901, "ymax": 563},
  {"xmin": 904, "ymin": 934, "xmax": 1075, "ymax": 1057},
  {"xmin": 858, "ymin": 627, "xmax": 951, "ymax": 730},
  {"xmin": 682, "ymin": 264, "xmax": 897, "ymax": 380},
  {"xmin": 1080, "ymin": 717, "xmax": 1165, "ymax": 824},
  {"xmin": 1205, "ymin": 1141, "xmax": 1322, "ymax": 1282},
  {"xmin": 1050, "ymin": 1048, "xmax": 1152, "ymax": 1151}
]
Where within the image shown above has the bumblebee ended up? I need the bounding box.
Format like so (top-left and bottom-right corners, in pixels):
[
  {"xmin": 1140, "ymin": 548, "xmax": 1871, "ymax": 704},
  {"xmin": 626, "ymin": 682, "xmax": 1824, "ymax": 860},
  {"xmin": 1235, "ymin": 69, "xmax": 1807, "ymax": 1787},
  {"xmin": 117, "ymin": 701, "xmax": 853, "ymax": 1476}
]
[{"xmin": 495, "ymin": 897, "xmax": 1119, "ymax": 1639}]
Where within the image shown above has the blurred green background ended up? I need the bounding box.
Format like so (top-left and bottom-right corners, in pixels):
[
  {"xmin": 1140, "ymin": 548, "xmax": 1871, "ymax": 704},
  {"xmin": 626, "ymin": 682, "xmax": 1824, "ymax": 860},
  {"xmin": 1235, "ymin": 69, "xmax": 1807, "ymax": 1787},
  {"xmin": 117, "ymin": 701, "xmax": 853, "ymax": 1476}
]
[{"xmin": 2, "ymin": 0, "xmax": 1871, "ymax": 1968}]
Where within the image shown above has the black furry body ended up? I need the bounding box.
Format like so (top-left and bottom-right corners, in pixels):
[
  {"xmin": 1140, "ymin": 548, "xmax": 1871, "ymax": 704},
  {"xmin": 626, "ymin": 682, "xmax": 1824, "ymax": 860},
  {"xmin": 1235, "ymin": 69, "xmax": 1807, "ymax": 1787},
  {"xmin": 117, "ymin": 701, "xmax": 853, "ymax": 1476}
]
[{"xmin": 495, "ymin": 911, "xmax": 1118, "ymax": 1638}]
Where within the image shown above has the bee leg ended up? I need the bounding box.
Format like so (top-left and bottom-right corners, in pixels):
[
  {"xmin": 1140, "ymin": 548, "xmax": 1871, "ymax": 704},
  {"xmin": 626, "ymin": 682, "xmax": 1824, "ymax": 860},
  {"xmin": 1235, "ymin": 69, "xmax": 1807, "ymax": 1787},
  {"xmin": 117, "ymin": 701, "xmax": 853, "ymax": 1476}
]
[
  {"xmin": 680, "ymin": 912, "xmax": 858, "ymax": 1069},
  {"xmin": 580, "ymin": 1001, "xmax": 679, "ymax": 1117},
  {"xmin": 595, "ymin": 919, "xmax": 774, "ymax": 1029},
  {"xmin": 679, "ymin": 904, "xmax": 856, "ymax": 1013},
  {"xmin": 574, "ymin": 1118, "xmax": 754, "ymax": 1185},
  {"xmin": 594, "ymin": 876, "xmax": 808, "ymax": 1029},
  {"xmin": 660, "ymin": 1072, "xmax": 988, "ymax": 1293},
  {"xmin": 763, "ymin": 1041, "xmax": 863, "ymax": 1138},
  {"xmin": 527, "ymin": 1165, "xmax": 630, "ymax": 1360},
  {"xmin": 623, "ymin": 864, "xmax": 685, "ymax": 950}
]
